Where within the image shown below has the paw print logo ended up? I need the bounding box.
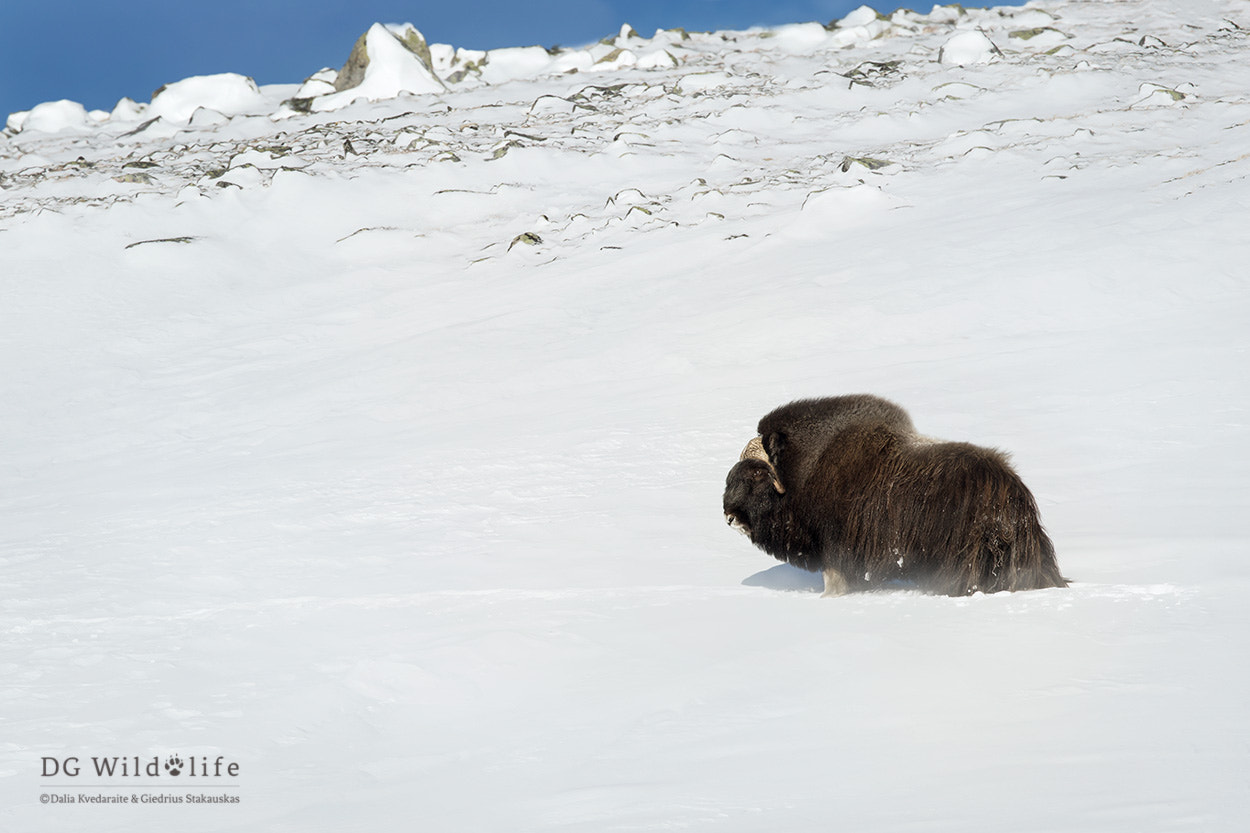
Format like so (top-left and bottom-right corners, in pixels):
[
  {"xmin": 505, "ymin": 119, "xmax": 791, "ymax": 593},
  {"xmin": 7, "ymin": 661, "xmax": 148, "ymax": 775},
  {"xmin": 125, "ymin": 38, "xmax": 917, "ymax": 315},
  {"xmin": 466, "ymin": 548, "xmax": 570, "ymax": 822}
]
[{"xmin": 164, "ymin": 755, "xmax": 184, "ymax": 776}]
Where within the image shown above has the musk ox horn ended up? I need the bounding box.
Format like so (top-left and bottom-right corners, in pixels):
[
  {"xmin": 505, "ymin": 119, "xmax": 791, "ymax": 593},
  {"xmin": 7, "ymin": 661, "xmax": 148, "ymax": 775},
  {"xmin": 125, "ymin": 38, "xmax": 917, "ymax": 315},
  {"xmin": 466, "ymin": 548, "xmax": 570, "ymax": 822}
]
[{"xmin": 739, "ymin": 436, "xmax": 784, "ymax": 493}]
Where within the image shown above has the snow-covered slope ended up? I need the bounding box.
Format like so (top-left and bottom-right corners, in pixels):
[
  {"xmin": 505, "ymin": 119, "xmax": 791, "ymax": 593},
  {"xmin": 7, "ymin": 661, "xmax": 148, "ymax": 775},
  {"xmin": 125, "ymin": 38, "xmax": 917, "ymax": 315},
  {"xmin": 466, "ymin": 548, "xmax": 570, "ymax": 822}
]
[{"xmin": 3, "ymin": 2, "xmax": 1249, "ymax": 830}]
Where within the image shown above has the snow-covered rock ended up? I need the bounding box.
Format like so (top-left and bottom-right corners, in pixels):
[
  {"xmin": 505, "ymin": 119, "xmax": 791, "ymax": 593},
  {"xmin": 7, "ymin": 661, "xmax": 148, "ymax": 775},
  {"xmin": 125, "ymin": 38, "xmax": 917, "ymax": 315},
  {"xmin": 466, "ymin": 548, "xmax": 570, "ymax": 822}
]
[
  {"xmin": 550, "ymin": 50, "xmax": 595, "ymax": 73},
  {"xmin": 292, "ymin": 67, "xmax": 338, "ymax": 100},
  {"xmin": 8, "ymin": 99, "xmax": 90, "ymax": 133},
  {"xmin": 593, "ymin": 48, "xmax": 639, "ymax": 71},
  {"xmin": 636, "ymin": 49, "xmax": 679, "ymax": 69},
  {"xmin": 830, "ymin": 4, "xmax": 892, "ymax": 46},
  {"xmin": 768, "ymin": 22, "xmax": 834, "ymax": 51},
  {"xmin": 838, "ymin": 5, "xmax": 885, "ymax": 29},
  {"xmin": 109, "ymin": 96, "xmax": 148, "ymax": 123},
  {"xmin": 478, "ymin": 46, "xmax": 555, "ymax": 85},
  {"xmin": 939, "ymin": 30, "xmax": 999, "ymax": 65},
  {"xmin": 148, "ymin": 72, "xmax": 266, "ymax": 123},
  {"xmin": 313, "ymin": 23, "xmax": 446, "ymax": 111},
  {"xmin": 927, "ymin": 4, "xmax": 967, "ymax": 25}
]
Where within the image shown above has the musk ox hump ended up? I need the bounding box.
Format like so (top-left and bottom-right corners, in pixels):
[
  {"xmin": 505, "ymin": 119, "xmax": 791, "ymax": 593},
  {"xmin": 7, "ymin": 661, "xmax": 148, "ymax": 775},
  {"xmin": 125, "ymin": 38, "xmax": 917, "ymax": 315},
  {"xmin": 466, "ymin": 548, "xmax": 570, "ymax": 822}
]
[{"xmin": 758, "ymin": 394, "xmax": 916, "ymax": 494}]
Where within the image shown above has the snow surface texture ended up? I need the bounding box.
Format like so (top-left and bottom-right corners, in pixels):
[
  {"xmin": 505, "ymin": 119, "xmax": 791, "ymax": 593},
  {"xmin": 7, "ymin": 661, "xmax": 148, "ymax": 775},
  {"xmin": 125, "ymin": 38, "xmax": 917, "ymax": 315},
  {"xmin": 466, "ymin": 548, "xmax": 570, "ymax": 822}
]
[{"xmin": 3, "ymin": 1, "xmax": 1250, "ymax": 830}]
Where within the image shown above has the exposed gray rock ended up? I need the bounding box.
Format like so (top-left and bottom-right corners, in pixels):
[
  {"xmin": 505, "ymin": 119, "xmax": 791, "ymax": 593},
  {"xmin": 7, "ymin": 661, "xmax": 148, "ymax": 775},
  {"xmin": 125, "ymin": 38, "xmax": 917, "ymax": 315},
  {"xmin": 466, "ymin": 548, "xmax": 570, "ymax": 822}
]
[{"xmin": 336, "ymin": 24, "xmax": 442, "ymax": 93}]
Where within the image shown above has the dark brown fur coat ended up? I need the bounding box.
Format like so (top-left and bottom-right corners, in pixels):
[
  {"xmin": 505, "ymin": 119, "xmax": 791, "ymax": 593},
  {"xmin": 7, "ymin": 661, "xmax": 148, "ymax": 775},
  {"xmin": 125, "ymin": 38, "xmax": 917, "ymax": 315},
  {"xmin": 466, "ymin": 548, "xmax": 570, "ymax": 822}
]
[{"xmin": 724, "ymin": 395, "xmax": 1067, "ymax": 595}]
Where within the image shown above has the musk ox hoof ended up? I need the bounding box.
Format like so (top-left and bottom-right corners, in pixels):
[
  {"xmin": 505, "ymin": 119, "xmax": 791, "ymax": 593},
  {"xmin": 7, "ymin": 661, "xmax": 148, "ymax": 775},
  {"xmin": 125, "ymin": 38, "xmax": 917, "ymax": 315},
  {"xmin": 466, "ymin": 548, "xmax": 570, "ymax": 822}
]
[{"xmin": 821, "ymin": 568, "xmax": 850, "ymax": 597}]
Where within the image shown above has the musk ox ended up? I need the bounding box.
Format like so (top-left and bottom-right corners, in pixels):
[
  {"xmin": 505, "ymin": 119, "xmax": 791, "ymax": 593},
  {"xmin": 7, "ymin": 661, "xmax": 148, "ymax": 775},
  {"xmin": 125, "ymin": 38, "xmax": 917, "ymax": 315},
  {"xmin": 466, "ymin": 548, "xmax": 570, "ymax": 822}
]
[{"xmin": 723, "ymin": 395, "xmax": 1067, "ymax": 597}]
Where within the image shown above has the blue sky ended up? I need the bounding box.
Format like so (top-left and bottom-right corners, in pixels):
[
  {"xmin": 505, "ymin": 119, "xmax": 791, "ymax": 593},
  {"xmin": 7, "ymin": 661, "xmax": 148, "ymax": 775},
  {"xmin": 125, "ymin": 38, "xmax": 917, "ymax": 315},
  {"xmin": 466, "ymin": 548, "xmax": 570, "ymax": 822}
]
[{"xmin": 1, "ymin": 1, "xmax": 1022, "ymax": 120}]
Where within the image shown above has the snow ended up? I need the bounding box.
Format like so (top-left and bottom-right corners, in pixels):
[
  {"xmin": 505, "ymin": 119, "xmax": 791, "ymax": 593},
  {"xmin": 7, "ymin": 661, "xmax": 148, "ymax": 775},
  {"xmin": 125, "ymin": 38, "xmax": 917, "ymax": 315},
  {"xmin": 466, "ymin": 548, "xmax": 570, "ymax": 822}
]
[
  {"xmin": 3, "ymin": 0, "xmax": 1250, "ymax": 830},
  {"xmin": 676, "ymin": 70, "xmax": 735, "ymax": 94}
]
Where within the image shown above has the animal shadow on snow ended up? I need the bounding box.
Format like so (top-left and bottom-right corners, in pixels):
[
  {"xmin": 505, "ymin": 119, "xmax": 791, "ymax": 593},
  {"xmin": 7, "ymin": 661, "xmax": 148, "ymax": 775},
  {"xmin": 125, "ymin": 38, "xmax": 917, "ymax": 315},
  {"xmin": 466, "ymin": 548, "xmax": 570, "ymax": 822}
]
[
  {"xmin": 741, "ymin": 564, "xmax": 921, "ymax": 594},
  {"xmin": 741, "ymin": 564, "xmax": 824, "ymax": 592}
]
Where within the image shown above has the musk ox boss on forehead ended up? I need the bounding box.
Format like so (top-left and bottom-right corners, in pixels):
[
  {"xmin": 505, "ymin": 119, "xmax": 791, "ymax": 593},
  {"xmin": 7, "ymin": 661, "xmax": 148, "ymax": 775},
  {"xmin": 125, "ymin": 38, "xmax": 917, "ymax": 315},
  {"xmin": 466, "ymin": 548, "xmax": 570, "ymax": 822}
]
[{"xmin": 724, "ymin": 395, "xmax": 1068, "ymax": 597}]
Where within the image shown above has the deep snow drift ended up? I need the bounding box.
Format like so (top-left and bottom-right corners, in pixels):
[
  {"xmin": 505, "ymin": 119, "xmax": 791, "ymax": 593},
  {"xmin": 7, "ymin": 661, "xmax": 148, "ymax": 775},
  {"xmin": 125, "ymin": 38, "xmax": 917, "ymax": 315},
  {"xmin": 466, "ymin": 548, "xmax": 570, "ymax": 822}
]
[{"xmin": 2, "ymin": 2, "xmax": 1249, "ymax": 830}]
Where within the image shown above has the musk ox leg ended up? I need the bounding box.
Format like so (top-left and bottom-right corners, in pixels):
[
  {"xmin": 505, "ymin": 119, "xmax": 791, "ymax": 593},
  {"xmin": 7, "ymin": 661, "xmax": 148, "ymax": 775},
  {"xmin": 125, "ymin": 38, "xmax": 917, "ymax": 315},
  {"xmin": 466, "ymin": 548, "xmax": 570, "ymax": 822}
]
[{"xmin": 821, "ymin": 567, "xmax": 850, "ymax": 597}]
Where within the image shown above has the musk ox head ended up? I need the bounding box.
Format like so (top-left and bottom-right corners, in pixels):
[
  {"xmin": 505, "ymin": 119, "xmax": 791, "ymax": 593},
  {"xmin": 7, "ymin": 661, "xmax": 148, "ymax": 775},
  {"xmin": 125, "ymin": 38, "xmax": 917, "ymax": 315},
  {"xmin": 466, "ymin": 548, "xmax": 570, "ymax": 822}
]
[{"xmin": 724, "ymin": 437, "xmax": 784, "ymax": 537}]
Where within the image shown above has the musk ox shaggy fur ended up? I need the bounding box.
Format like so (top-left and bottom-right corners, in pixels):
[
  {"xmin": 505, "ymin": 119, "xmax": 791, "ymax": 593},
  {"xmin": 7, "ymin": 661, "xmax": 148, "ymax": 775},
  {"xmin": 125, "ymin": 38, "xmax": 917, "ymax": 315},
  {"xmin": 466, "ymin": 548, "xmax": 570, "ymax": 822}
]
[{"xmin": 723, "ymin": 395, "xmax": 1068, "ymax": 597}]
